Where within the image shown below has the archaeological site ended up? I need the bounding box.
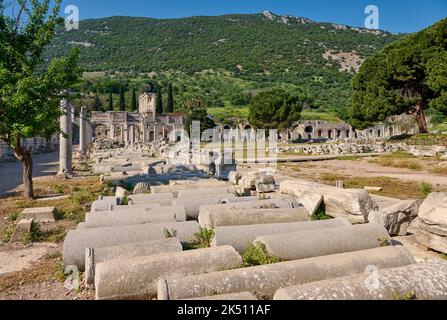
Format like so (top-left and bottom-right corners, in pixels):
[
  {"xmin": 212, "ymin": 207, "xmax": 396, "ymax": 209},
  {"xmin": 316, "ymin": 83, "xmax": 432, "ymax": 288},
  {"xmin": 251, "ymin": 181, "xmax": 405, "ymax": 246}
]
[{"xmin": 1, "ymin": 0, "xmax": 447, "ymax": 309}]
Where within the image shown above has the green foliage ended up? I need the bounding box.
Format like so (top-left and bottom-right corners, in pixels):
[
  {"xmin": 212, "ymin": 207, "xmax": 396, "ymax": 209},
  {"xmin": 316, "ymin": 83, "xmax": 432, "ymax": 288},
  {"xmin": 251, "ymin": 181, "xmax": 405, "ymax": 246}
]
[
  {"xmin": 420, "ymin": 182, "xmax": 433, "ymax": 197},
  {"xmin": 120, "ymin": 196, "xmax": 130, "ymax": 205},
  {"xmin": 390, "ymin": 290, "xmax": 417, "ymax": 300},
  {"xmin": 108, "ymin": 90, "xmax": 113, "ymax": 111},
  {"xmin": 378, "ymin": 237, "xmax": 391, "ymax": 247},
  {"xmin": 184, "ymin": 107, "xmax": 216, "ymax": 136},
  {"xmin": 44, "ymin": 14, "xmax": 402, "ymax": 115},
  {"xmin": 241, "ymin": 242, "xmax": 283, "ymax": 267},
  {"xmin": 248, "ymin": 88, "xmax": 303, "ymax": 131},
  {"xmin": 350, "ymin": 18, "xmax": 447, "ymax": 133},
  {"xmin": 192, "ymin": 227, "xmax": 215, "ymax": 249},
  {"xmin": 156, "ymin": 87, "xmax": 163, "ymax": 114},
  {"xmin": 131, "ymin": 88, "xmax": 137, "ymax": 111},
  {"xmin": 119, "ymin": 88, "xmax": 126, "ymax": 111},
  {"xmin": 166, "ymin": 83, "xmax": 174, "ymax": 113}
]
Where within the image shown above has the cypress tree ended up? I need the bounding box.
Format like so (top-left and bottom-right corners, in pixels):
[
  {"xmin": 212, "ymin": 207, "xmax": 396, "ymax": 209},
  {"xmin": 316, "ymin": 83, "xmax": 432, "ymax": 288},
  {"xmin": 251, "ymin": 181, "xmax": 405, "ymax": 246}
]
[
  {"xmin": 166, "ymin": 83, "xmax": 174, "ymax": 113},
  {"xmin": 119, "ymin": 88, "xmax": 125, "ymax": 111},
  {"xmin": 156, "ymin": 87, "xmax": 163, "ymax": 114},
  {"xmin": 108, "ymin": 90, "xmax": 113, "ymax": 111},
  {"xmin": 131, "ymin": 88, "xmax": 137, "ymax": 111}
]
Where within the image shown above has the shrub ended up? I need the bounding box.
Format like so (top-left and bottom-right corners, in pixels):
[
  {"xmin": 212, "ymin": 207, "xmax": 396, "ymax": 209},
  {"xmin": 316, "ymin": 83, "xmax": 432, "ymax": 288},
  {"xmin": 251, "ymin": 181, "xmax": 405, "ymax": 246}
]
[
  {"xmin": 241, "ymin": 242, "xmax": 283, "ymax": 267},
  {"xmin": 420, "ymin": 182, "xmax": 433, "ymax": 197}
]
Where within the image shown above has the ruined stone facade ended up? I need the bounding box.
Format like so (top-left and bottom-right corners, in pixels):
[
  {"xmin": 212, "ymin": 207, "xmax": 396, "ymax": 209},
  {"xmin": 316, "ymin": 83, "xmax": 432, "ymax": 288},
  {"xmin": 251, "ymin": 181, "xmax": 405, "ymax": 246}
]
[{"xmin": 91, "ymin": 93, "xmax": 186, "ymax": 145}]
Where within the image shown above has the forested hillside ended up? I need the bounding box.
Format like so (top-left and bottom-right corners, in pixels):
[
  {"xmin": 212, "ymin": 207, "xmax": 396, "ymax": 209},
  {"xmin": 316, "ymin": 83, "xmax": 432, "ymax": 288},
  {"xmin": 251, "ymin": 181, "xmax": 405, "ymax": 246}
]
[{"xmin": 45, "ymin": 12, "xmax": 404, "ymax": 118}]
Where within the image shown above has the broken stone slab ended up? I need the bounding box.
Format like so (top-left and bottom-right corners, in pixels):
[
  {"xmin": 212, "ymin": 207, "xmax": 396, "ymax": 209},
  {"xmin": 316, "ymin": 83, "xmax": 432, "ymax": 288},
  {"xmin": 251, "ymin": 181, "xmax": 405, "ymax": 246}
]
[
  {"xmin": 256, "ymin": 183, "xmax": 275, "ymax": 193},
  {"xmin": 280, "ymin": 179, "xmax": 378, "ymax": 223},
  {"xmin": 298, "ymin": 193, "xmax": 323, "ymax": 216},
  {"xmin": 368, "ymin": 195, "xmax": 422, "ymax": 236},
  {"xmin": 157, "ymin": 246, "xmax": 415, "ymax": 300},
  {"xmin": 20, "ymin": 207, "xmax": 57, "ymax": 223},
  {"xmin": 273, "ymin": 259, "xmax": 447, "ymax": 300},
  {"xmin": 414, "ymin": 193, "xmax": 447, "ymax": 254},
  {"xmin": 199, "ymin": 207, "xmax": 309, "ymax": 228},
  {"xmin": 254, "ymin": 223, "xmax": 390, "ymax": 261},
  {"xmin": 115, "ymin": 186, "xmax": 130, "ymax": 199},
  {"xmin": 9, "ymin": 218, "xmax": 34, "ymax": 243},
  {"xmin": 85, "ymin": 238, "xmax": 183, "ymax": 285},
  {"xmin": 95, "ymin": 246, "xmax": 242, "ymax": 300},
  {"xmin": 91, "ymin": 197, "xmax": 120, "ymax": 212},
  {"xmin": 63, "ymin": 221, "xmax": 200, "ymax": 271},
  {"xmin": 133, "ymin": 182, "xmax": 151, "ymax": 195},
  {"xmin": 212, "ymin": 218, "xmax": 351, "ymax": 252},
  {"xmin": 185, "ymin": 292, "xmax": 257, "ymax": 301}
]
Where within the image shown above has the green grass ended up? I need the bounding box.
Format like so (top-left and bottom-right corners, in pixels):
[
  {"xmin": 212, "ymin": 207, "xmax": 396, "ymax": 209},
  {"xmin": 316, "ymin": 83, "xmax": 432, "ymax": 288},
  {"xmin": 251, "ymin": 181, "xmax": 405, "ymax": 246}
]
[
  {"xmin": 336, "ymin": 155, "xmax": 362, "ymax": 161},
  {"xmin": 299, "ymin": 110, "xmax": 342, "ymax": 122},
  {"xmin": 241, "ymin": 242, "xmax": 283, "ymax": 267},
  {"xmin": 420, "ymin": 182, "xmax": 433, "ymax": 197}
]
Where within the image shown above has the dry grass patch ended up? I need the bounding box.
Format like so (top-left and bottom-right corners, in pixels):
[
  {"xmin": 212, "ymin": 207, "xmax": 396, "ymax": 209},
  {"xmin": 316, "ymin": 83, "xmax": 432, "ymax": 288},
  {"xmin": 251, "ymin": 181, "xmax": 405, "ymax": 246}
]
[
  {"xmin": 0, "ymin": 176, "xmax": 113, "ymax": 244},
  {"xmin": 318, "ymin": 173, "xmax": 430, "ymax": 199},
  {"xmin": 0, "ymin": 250, "xmax": 65, "ymax": 294},
  {"xmin": 368, "ymin": 158, "xmax": 422, "ymax": 171}
]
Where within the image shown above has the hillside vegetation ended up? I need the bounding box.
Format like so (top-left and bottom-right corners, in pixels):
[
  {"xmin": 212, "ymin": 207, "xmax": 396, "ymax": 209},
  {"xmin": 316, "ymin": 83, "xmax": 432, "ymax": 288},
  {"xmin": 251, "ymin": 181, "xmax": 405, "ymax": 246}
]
[{"xmin": 46, "ymin": 12, "xmax": 403, "ymax": 118}]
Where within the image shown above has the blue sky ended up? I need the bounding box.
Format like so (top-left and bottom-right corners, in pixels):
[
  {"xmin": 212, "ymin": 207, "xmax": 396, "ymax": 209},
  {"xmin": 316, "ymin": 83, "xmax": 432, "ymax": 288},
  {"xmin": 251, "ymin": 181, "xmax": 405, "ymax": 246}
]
[{"xmin": 59, "ymin": 0, "xmax": 446, "ymax": 33}]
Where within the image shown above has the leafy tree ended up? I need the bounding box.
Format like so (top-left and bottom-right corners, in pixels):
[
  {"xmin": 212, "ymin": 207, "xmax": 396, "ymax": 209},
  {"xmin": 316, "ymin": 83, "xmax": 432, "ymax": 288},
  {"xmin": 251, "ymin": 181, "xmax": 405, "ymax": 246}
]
[
  {"xmin": 184, "ymin": 108, "xmax": 216, "ymax": 136},
  {"xmin": 108, "ymin": 90, "xmax": 113, "ymax": 111},
  {"xmin": 119, "ymin": 88, "xmax": 126, "ymax": 111},
  {"xmin": 181, "ymin": 95, "xmax": 206, "ymax": 111},
  {"xmin": 248, "ymin": 88, "xmax": 303, "ymax": 131},
  {"xmin": 349, "ymin": 18, "xmax": 447, "ymax": 133},
  {"xmin": 166, "ymin": 83, "xmax": 174, "ymax": 113},
  {"xmin": 0, "ymin": 0, "xmax": 81, "ymax": 199},
  {"xmin": 131, "ymin": 87, "xmax": 137, "ymax": 111},
  {"xmin": 155, "ymin": 87, "xmax": 163, "ymax": 114}
]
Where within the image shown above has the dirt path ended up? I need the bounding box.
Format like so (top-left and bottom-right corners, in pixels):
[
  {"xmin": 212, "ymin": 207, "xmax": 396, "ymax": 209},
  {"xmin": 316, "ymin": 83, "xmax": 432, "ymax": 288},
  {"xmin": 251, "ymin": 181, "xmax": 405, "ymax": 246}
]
[{"xmin": 0, "ymin": 151, "xmax": 60, "ymax": 197}]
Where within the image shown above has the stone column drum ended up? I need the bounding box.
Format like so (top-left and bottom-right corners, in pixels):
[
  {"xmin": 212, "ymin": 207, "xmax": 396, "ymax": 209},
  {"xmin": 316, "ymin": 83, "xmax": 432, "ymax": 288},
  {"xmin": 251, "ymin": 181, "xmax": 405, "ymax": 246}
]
[
  {"xmin": 212, "ymin": 218, "xmax": 351, "ymax": 252},
  {"xmin": 199, "ymin": 207, "xmax": 309, "ymax": 228},
  {"xmin": 274, "ymin": 259, "xmax": 447, "ymax": 300},
  {"xmin": 63, "ymin": 221, "xmax": 200, "ymax": 270},
  {"xmin": 95, "ymin": 246, "xmax": 242, "ymax": 300},
  {"xmin": 254, "ymin": 223, "xmax": 390, "ymax": 261},
  {"xmin": 157, "ymin": 246, "xmax": 415, "ymax": 300},
  {"xmin": 85, "ymin": 238, "xmax": 183, "ymax": 285}
]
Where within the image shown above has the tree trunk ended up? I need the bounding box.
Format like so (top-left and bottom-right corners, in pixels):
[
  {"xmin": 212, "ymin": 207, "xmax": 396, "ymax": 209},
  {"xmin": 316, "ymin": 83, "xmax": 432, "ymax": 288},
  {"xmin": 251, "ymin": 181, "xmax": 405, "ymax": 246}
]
[
  {"xmin": 14, "ymin": 137, "xmax": 35, "ymax": 200},
  {"xmin": 415, "ymin": 102, "xmax": 428, "ymax": 134},
  {"xmin": 22, "ymin": 151, "xmax": 34, "ymax": 200}
]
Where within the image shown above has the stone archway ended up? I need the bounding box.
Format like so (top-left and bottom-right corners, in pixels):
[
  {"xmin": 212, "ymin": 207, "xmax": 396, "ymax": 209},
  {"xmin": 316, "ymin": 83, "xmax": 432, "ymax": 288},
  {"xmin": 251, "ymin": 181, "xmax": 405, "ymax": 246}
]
[{"xmin": 304, "ymin": 126, "xmax": 313, "ymax": 140}]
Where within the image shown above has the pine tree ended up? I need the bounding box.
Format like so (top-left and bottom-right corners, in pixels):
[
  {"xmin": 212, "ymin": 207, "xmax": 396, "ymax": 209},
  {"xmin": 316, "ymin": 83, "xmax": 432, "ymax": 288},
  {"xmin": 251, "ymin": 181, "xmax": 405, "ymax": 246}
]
[
  {"xmin": 108, "ymin": 90, "xmax": 113, "ymax": 111},
  {"xmin": 156, "ymin": 87, "xmax": 163, "ymax": 114},
  {"xmin": 119, "ymin": 88, "xmax": 125, "ymax": 111},
  {"xmin": 131, "ymin": 88, "xmax": 137, "ymax": 111},
  {"xmin": 166, "ymin": 83, "xmax": 174, "ymax": 113}
]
